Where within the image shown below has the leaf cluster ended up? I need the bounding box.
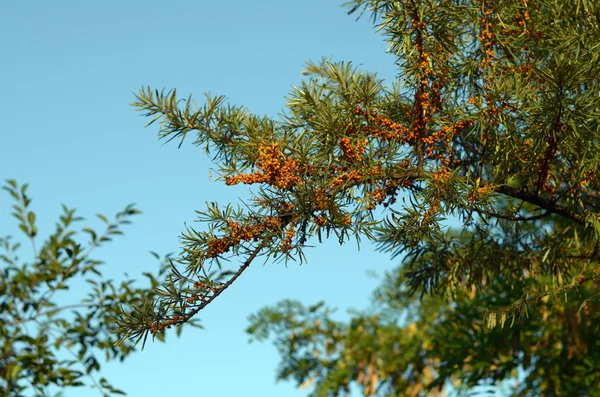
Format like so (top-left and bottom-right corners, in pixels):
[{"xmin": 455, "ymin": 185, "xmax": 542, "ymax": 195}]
[{"xmin": 0, "ymin": 180, "xmax": 175, "ymax": 396}]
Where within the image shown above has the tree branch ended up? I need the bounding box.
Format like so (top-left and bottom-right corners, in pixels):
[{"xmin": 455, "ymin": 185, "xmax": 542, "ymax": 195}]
[
  {"xmin": 174, "ymin": 244, "xmax": 265, "ymax": 326},
  {"xmin": 342, "ymin": 165, "xmax": 589, "ymax": 225}
]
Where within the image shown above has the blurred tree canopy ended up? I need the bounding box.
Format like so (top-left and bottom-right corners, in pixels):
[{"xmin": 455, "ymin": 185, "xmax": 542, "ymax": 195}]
[
  {"xmin": 119, "ymin": 0, "xmax": 600, "ymax": 395},
  {"xmin": 0, "ymin": 180, "xmax": 181, "ymax": 396}
]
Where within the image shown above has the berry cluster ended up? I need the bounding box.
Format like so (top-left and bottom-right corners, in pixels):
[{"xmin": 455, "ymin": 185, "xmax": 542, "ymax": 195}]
[
  {"xmin": 206, "ymin": 217, "xmax": 280, "ymax": 259},
  {"xmin": 365, "ymin": 181, "xmax": 400, "ymax": 210},
  {"xmin": 339, "ymin": 136, "xmax": 367, "ymax": 163},
  {"xmin": 331, "ymin": 169, "xmax": 363, "ymax": 188},
  {"xmin": 479, "ymin": 1, "xmax": 496, "ymax": 72},
  {"xmin": 467, "ymin": 184, "xmax": 495, "ymax": 203},
  {"xmin": 423, "ymin": 120, "xmax": 473, "ymax": 164},
  {"xmin": 312, "ymin": 188, "xmax": 329, "ymax": 211},
  {"xmin": 280, "ymin": 225, "xmax": 296, "ymax": 252},
  {"xmin": 225, "ymin": 142, "xmax": 301, "ymax": 189},
  {"xmin": 501, "ymin": 0, "xmax": 544, "ymax": 41},
  {"xmin": 354, "ymin": 106, "xmax": 411, "ymax": 142},
  {"xmin": 149, "ymin": 314, "xmax": 186, "ymax": 334},
  {"xmin": 182, "ymin": 280, "xmax": 224, "ymax": 304},
  {"xmin": 432, "ymin": 167, "xmax": 451, "ymax": 185}
]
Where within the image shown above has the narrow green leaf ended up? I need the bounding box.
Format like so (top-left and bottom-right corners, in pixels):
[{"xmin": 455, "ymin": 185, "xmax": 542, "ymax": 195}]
[{"xmin": 97, "ymin": 214, "xmax": 108, "ymax": 223}]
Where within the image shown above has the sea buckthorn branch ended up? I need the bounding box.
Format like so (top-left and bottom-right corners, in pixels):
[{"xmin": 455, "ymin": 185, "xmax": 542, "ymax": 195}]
[
  {"xmin": 535, "ymin": 104, "xmax": 562, "ymax": 196},
  {"xmin": 378, "ymin": 164, "xmax": 594, "ymax": 227},
  {"xmin": 122, "ymin": 209, "xmax": 295, "ymax": 345},
  {"xmin": 115, "ymin": 196, "xmax": 312, "ymax": 345},
  {"xmin": 273, "ymin": 145, "xmax": 596, "ymax": 230},
  {"xmin": 119, "ymin": 149, "xmax": 436, "ymax": 345},
  {"xmin": 402, "ymin": 212, "xmax": 597, "ymax": 296},
  {"xmin": 119, "ymin": 138, "xmax": 595, "ymax": 346},
  {"xmin": 493, "ymin": 183, "xmax": 589, "ymax": 226},
  {"xmin": 411, "ymin": 7, "xmax": 430, "ymax": 168},
  {"xmin": 124, "ymin": 21, "xmax": 599, "ymax": 342},
  {"xmin": 138, "ymin": 111, "xmax": 592, "ymax": 336},
  {"xmin": 132, "ymin": 87, "xmax": 285, "ymax": 169},
  {"xmin": 478, "ymin": 0, "xmax": 496, "ymax": 75},
  {"xmin": 354, "ymin": 105, "xmax": 412, "ymax": 143},
  {"xmin": 351, "ymin": 107, "xmax": 469, "ymax": 170},
  {"xmin": 345, "ymin": 1, "xmax": 456, "ymax": 166},
  {"xmin": 180, "ymin": 201, "xmax": 302, "ymax": 268},
  {"xmin": 474, "ymin": 207, "xmax": 551, "ymax": 222},
  {"xmin": 220, "ymin": 115, "xmax": 411, "ymax": 215},
  {"xmin": 349, "ymin": 2, "xmax": 594, "ymax": 208},
  {"xmin": 321, "ymin": 157, "xmax": 588, "ymax": 235},
  {"xmin": 404, "ymin": 206, "xmax": 600, "ymax": 301},
  {"xmin": 147, "ymin": 244, "xmax": 265, "ymax": 336},
  {"xmin": 135, "ymin": 70, "xmax": 456, "ymax": 220},
  {"xmin": 118, "ymin": 246, "xmax": 268, "ymax": 349},
  {"xmin": 483, "ymin": 265, "xmax": 600, "ymax": 329},
  {"xmin": 498, "ymin": 0, "xmax": 544, "ymax": 48}
]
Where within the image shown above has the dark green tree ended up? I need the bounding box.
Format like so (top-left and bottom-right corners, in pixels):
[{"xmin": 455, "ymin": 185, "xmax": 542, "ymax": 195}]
[
  {"xmin": 117, "ymin": 0, "xmax": 600, "ymax": 395},
  {"xmin": 0, "ymin": 180, "xmax": 182, "ymax": 397}
]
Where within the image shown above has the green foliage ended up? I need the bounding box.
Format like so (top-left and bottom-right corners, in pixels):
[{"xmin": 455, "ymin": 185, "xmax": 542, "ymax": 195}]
[
  {"xmin": 119, "ymin": 0, "xmax": 600, "ymax": 395},
  {"xmin": 247, "ymin": 228, "xmax": 600, "ymax": 396},
  {"xmin": 0, "ymin": 180, "xmax": 176, "ymax": 396}
]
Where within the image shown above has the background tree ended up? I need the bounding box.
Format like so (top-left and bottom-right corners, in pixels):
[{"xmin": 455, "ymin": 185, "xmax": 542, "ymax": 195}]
[
  {"xmin": 117, "ymin": 0, "xmax": 600, "ymax": 395},
  {"xmin": 246, "ymin": 222, "xmax": 600, "ymax": 396},
  {"xmin": 0, "ymin": 180, "xmax": 185, "ymax": 397}
]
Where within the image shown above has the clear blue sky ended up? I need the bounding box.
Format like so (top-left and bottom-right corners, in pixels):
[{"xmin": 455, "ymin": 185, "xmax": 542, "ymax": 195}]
[{"xmin": 0, "ymin": 1, "xmax": 415, "ymax": 396}]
